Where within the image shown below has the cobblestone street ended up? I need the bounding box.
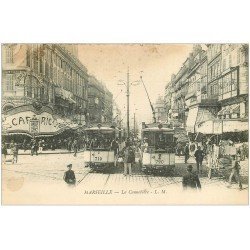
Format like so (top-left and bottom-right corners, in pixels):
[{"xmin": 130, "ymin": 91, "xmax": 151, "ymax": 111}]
[{"xmin": 2, "ymin": 152, "xmax": 248, "ymax": 204}]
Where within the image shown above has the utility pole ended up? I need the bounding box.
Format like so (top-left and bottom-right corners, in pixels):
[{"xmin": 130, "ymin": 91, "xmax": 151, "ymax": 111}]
[{"xmin": 117, "ymin": 67, "xmax": 140, "ymax": 139}]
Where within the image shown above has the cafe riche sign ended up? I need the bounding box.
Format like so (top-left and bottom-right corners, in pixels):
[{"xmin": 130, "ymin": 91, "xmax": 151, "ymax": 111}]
[{"xmin": 2, "ymin": 104, "xmax": 77, "ymax": 136}]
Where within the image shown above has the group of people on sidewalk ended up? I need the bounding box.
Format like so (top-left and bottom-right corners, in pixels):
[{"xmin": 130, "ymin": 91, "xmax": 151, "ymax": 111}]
[
  {"xmin": 182, "ymin": 140, "xmax": 245, "ymax": 190},
  {"xmin": 2, "ymin": 141, "xmax": 19, "ymax": 164}
]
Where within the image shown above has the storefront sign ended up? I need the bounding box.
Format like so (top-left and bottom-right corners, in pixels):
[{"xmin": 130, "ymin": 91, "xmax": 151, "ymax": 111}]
[{"xmin": 2, "ymin": 110, "xmax": 74, "ymax": 135}]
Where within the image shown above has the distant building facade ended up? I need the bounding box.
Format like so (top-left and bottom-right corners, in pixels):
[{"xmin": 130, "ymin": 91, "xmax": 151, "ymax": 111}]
[
  {"xmin": 164, "ymin": 44, "xmax": 248, "ymax": 137},
  {"xmin": 87, "ymin": 76, "xmax": 113, "ymax": 125},
  {"xmin": 154, "ymin": 95, "xmax": 167, "ymax": 123},
  {"xmin": 1, "ymin": 44, "xmax": 114, "ymax": 138}
]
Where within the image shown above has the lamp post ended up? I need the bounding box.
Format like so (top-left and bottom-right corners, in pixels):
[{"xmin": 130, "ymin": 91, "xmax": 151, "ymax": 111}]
[{"xmin": 117, "ymin": 67, "xmax": 140, "ymax": 139}]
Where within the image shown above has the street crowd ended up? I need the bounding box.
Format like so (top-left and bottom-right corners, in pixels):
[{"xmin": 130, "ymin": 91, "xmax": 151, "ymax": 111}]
[{"xmin": 1, "ymin": 135, "xmax": 248, "ymax": 191}]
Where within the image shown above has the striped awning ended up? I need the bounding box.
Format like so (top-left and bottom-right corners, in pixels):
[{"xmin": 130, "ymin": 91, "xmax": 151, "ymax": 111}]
[
  {"xmin": 218, "ymin": 104, "xmax": 240, "ymax": 116},
  {"xmin": 231, "ymin": 104, "xmax": 240, "ymax": 114}
]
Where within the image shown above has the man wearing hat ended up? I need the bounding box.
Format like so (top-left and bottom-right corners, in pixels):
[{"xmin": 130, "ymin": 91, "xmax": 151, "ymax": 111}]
[
  {"xmin": 63, "ymin": 164, "xmax": 76, "ymax": 185},
  {"xmin": 123, "ymin": 142, "xmax": 135, "ymax": 176},
  {"xmin": 228, "ymin": 155, "xmax": 243, "ymax": 190},
  {"xmin": 182, "ymin": 165, "xmax": 201, "ymax": 190}
]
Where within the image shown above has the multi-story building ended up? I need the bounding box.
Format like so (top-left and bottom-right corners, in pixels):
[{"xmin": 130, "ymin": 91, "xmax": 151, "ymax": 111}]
[
  {"xmin": 165, "ymin": 74, "xmax": 177, "ymax": 123},
  {"xmin": 87, "ymin": 75, "xmax": 105, "ymax": 124},
  {"xmin": 154, "ymin": 95, "xmax": 167, "ymax": 123},
  {"xmin": 185, "ymin": 45, "xmax": 219, "ymax": 133},
  {"xmin": 165, "ymin": 44, "xmax": 248, "ymax": 138},
  {"xmin": 1, "ymin": 44, "xmax": 113, "ymax": 138},
  {"xmin": 170, "ymin": 56, "xmax": 191, "ymax": 126},
  {"xmin": 2, "ymin": 44, "xmax": 89, "ymax": 138},
  {"xmin": 103, "ymin": 86, "xmax": 113, "ymax": 123},
  {"xmin": 215, "ymin": 44, "xmax": 248, "ymax": 134},
  {"xmin": 164, "ymin": 79, "xmax": 173, "ymax": 122},
  {"xmin": 87, "ymin": 76, "xmax": 113, "ymax": 125},
  {"xmin": 195, "ymin": 44, "xmax": 248, "ymax": 135}
]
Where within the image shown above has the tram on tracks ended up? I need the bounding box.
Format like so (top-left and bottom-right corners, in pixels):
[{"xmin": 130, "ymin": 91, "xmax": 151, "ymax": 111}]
[
  {"xmin": 83, "ymin": 125, "xmax": 119, "ymax": 171},
  {"xmin": 140, "ymin": 123, "xmax": 176, "ymax": 175}
]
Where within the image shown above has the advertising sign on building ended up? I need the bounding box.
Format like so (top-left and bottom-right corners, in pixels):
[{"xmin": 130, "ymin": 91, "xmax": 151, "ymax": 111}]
[{"xmin": 2, "ymin": 107, "xmax": 79, "ymax": 136}]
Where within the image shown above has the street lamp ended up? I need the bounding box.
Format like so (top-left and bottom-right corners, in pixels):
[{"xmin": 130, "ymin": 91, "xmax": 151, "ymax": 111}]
[{"xmin": 117, "ymin": 67, "xmax": 140, "ymax": 139}]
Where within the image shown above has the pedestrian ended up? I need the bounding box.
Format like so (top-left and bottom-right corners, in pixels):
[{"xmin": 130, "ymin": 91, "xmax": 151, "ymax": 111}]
[
  {"xmin": 12, "ymin": 142, "xmax": 19, "ymax": 164},
  {"xmin": 184, "ymin": 142, "xmax": 189, "ymax": 163},
  {"xmin": 30, "ymin": 138, "xmax": 35, "ymax": 156},
  {"xmin": 182, "ymin": 165, "xmax": 201, "ymax": 191},
  {"xmin": 38, "ymin": 139, "xmax": 43, "ymax": 153},
  {"xmin": 228, "ymin": 155, "xmax": 243, "ymax": 190},
  {"xmin": 33, "ymin": 139, "xmax": 39, "ymax": 155},
  {"xmin": 22, "ymin": 138, "xmax": 27, "ymax": 152},
  {"xmin": 72, "ymin": 139, "xmax": 78, "ymax": 157},
  {"xmin": 141, "ymin": 138, "xmax": 149, "ymax": 153},
  {"xmin": 123, "ymin": 142, "xmax": 135, "ymax": 176},
  {"xmin": 111, "ymin": 138, "xmax": 119, "ymax": 167},
  {"xmin": 2, "ymin": 143, "xmax": 8, "ymax": 163},
  {"xmin": 176, "ymin": 142, "xmax": 181, "ymax": 157},
  {"xmin": 111, "ymin": 138, "xmax": 119, "ymax": 155},
  {"xmin": 67, "ymin": 138, "xmax": 72, "ymax": 152},
  {"xmin": 194, "ymin": 146, "xmax": 204, "ymax": 173},
  {"xmin": 51, "ymin": 139, "xmax": 56, "ymax": 151},
  {"xmin": 63, "ymin": 164, "xmax": 76, "ymax": 185}
]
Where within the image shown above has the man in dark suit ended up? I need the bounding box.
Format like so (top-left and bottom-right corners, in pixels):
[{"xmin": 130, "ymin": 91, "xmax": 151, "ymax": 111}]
[
  {"xmin": 194, "ymin": 146, "xmax": 204, "ymax": 173},
  {"xmin": 182, "ymin": 165, "xmax": 201, "ymax": 190},
  {"xmin": 63, "ymin": 164, "xmax": 76, "ymax": 185},
  {"xmin": 184, "ymin": 143, "xmax": 189, "ymax": 163}
]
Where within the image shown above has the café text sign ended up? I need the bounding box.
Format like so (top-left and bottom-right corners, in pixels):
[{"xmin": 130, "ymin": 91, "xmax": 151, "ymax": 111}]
[{"xmin": 3, "ymin": 110, "xmax": 66, "ymax": 135}]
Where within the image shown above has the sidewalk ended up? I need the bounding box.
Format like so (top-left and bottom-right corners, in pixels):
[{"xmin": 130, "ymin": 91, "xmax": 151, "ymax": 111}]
[{"xmin": 7, "ymin": 149, "xmax": 85, "ymax": 155}]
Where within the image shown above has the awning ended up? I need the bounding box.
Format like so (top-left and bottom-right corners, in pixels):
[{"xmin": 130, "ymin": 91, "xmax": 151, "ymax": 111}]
[
  {"xmin": 186, "ymin": 107, "xmax": 198, "ymax": 133},
  {"xmin": 224, "ymin": 106, "xmax": 231, "ymax": 115},
  {"xmin": 195, "ymin": 108, "xmax": 216, "ymax": 134},
  {"xmin": 218, "ymin": 107, "xmax": 225, "ymax": 116},
  {"xmin": 185, "ymin": 91, "xmax": 197, "ymax": 100},
  {"xmin": 231, "ymin": 104, "xmax": 240, "ymax": 114},
  {"xmin": 218, "ymin": 104, "xmax": 240, "ymax": 116},
  {"xmin": 55, "ymin": 87, "xmax": 73, "ymax": 100},
  {"xmin": 196, "ymin": 108, "xmax": 216, "ymax": 126}
]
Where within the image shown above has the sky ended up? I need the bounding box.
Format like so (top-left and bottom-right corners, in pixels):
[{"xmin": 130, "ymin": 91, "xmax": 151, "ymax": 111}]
[{"xmin": 77, "ymin": 44, "xmax": 193, "ymax": 125}]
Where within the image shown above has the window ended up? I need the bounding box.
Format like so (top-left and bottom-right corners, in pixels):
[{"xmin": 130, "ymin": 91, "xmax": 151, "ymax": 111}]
[
  {"xmin": 5, "ymin": 74, "xmax": 14, "ymax": 91},
  {"xmin": 5, "ymin": 46, "xmax": 14, "ymax": 63}
]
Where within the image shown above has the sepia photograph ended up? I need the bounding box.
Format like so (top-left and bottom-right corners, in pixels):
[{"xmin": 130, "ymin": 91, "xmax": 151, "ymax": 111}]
[{"xmin": 1, "ymin": 43, "xmax": 249, "ymax": 205}]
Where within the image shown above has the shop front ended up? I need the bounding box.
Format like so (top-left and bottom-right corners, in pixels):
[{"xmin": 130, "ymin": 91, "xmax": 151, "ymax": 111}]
[{"xmin": 2, "ymin": 104, "xmax": 83, "ymax": 140}]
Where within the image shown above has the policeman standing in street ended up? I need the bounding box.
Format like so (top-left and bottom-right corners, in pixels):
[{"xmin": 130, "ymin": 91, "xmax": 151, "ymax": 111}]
[
  {"xmin": 63, "ymin": 164, "xmax": 76, "ymax": 185},
  {"xmin": 182, "ymin": 165, "xmax": 201, "ymax": 191}
]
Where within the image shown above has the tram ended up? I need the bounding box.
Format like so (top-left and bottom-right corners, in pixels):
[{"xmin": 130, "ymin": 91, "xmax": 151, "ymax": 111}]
[
  {"xmin": 141, "ymin": 123, "xmax": 176, "ymax": 175},
  {"xmin": 83, "ymin": 125, "xmax": 119, "ymax": 171}
]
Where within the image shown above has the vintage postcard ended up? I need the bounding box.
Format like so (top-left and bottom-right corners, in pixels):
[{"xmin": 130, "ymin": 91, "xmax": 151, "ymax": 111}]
[{"xmin": 1, "ymin": 44, "xmax": 248, "ymax": 205}]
